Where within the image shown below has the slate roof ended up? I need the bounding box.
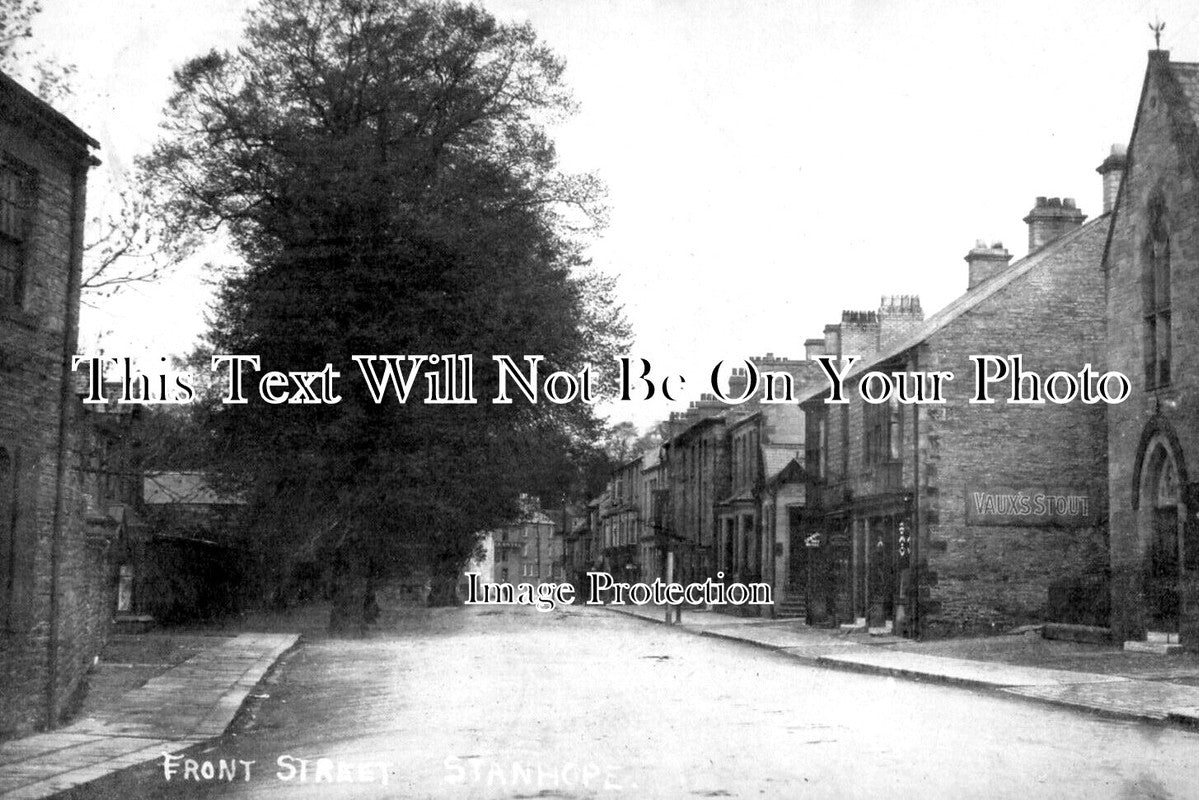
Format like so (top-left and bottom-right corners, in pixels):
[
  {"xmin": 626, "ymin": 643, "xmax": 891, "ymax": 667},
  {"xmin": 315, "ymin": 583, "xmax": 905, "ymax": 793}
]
[
  {"xmin": 1103, "ymin": 53, "xmax": 1199, "ymax": 267},
  {"xmin": 0, "ymin": 69, "xmax": 99, "ymax": 154},
  {"xmin": 762, "ymin": 445, "xmax": 801, "ymax": 482}
]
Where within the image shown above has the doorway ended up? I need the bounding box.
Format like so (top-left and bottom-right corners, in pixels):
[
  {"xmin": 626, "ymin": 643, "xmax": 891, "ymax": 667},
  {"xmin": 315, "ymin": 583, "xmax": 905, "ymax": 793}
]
[{"xmin": 1143, "ymin": 442, "xmax": 1182, "ymax": 630}]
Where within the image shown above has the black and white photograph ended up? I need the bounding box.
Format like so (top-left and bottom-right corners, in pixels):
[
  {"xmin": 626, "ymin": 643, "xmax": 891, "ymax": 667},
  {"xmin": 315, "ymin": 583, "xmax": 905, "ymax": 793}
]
[{"xmin": 1, "ymin": 1, "xmax": 1199, "ymax": 797}]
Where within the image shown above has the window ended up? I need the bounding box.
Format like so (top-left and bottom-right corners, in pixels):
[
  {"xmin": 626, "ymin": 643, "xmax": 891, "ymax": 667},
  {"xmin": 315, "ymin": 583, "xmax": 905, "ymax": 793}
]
[
  {"xmin": 1144, "ymin": 195, "xmax": 1172, "ymax": 388},
  {"xmin": 864, "ymin": 398, "xmax": 900, "ymax": 465},
  {"xmin": 0, "ymin": 160, "xmax": 34, "ymax": 307},
  {"xmin": 805, "ymin": 412, "xmax": 828, "ymax": 480}
]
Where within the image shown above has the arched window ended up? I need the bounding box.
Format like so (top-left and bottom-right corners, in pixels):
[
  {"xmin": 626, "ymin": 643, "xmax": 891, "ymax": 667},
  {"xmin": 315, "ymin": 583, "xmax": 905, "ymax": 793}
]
[{"xmin": 1144, "ymin": 195, "xmax": 1172, "ymax": 387}]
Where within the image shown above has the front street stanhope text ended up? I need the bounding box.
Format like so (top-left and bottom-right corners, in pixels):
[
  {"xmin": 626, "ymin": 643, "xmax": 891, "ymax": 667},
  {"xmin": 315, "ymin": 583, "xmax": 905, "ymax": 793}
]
[{"xmin": 464, "ymin": 572, "xmax": 773, "ymax": 612}]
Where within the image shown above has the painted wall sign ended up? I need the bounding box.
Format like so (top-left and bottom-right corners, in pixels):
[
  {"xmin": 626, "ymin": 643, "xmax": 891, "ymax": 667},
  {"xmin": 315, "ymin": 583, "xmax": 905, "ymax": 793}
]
[{"xmin": 964, "ymin": 486, "xmax": 1097, "ymax": 527}]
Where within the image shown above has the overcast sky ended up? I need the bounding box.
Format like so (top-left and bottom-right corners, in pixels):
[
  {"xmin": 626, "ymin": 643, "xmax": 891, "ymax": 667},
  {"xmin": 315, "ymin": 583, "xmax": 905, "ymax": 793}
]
[{"xmin": 31, "ymin": 0, "xmax": 1199, "ymax": 427}]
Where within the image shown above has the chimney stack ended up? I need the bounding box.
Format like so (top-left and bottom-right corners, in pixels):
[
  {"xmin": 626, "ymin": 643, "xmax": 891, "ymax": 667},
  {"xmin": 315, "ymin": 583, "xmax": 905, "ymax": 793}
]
[
  {"xmin": 964, "ymin": 240, "xmax": 1013, "ymax": 289},
  {"xmin": 1023, "ymin": 197, "xmax": 1086, "ymax": 252},
  {"xmin": 877, "ymin": 295, "xmax": 924, "ymax": 349},
  {"xmin": 837, "ymin": 310, "xmax": 880, "ymax": 361},
  {"xmin": 726, "ymin": 367, "xmax": 749, "ymax": 401},
  {"xmin": 1096, "ymin": 144, "xmax": 1127, "ymax": 214},
  {"xmin": 822, "ymin": 324, "xmax": 841, "ymax": 360}
]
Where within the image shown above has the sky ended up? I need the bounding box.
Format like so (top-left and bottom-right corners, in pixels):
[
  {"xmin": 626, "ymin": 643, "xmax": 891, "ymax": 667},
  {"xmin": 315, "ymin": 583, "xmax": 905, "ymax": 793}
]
[{"xmin": 26, "ymin": 0, "xmax": 1199, "ymax": 428}]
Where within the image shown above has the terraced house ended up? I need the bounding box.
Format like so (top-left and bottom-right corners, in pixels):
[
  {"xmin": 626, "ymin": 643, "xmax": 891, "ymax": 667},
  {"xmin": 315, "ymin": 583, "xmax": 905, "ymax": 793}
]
[{"xmin": 798, "ymin": 192, "xmax": 1112, "ymax": 638}]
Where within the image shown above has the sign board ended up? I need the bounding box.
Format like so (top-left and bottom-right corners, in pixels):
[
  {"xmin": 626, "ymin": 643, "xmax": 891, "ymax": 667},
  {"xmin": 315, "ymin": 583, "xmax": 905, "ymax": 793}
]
[{"xmin": 964, "ymin": 486, "xmax": 1097, "ymax": 527}]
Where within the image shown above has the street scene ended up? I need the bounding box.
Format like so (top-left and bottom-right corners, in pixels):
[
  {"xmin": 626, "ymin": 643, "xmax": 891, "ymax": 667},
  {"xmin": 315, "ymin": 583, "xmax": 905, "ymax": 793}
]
[{"xmin": 5, "ymin": 0, "xmax": 1199, "ymax": 797}]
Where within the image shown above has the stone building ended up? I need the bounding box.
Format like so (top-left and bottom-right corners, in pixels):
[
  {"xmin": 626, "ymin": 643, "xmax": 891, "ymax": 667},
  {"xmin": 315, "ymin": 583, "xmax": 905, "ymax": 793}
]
[
  {"xmin": 637, "ymin": 449, "xmax": 664, "ymax": 582},
  {"xmin": 799, "ymin": 206, "xmax": 1111, "ymax": 637},
  {"xmin": 715, "ymin": 354, "xmax": 823, "ymax": 615},
  {"xmin": 488, "ymin": 497, "xmax": 559, "ymax": 586},
  {"xmin": 0, "ymin": 70, "xmax": 105, "ymax": 736},
  {"xmin": 1104, "ymin": 49, "xmax": 1199, "ymax": 650},
  {"xmin": 661, "ymin": 395, "xmax": 730, "ymax": 586},
  {"xmin": 601, "ymin": 454, "xmax": 643, "ymax": 584}
]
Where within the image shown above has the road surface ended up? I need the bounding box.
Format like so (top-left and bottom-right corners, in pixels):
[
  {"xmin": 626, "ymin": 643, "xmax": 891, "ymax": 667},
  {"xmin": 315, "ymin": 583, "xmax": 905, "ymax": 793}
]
[{"xmin": 68, "ymin": 606, "xmax": 1199, "ymax": 799}]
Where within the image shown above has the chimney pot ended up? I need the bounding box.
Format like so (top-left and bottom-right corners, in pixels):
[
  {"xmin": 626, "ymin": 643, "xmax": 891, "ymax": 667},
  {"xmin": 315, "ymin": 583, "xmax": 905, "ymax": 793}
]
[{"xmin": 964, "ymin": 241, "xmax": 1013, "ymax": 289}]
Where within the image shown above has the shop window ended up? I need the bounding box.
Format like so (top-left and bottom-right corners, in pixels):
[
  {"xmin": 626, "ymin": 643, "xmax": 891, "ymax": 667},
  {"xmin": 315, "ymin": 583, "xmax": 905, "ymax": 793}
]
[{"xmin": 1144, "ymin": 195, "xmax": 1172, "ymax": 388}]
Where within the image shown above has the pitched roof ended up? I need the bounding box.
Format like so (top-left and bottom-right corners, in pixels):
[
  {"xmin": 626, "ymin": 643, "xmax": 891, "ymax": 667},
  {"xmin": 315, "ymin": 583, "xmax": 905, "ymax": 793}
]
[
  {"xmin": 762, "ymin": 445, "xmax": 801, "ymax": 481},
  {"xmin": 1102, "ymin": 52, "xmax": 1199, "ymax": 269},
  {"xmin": 0, "ymin": 69, "xmax": 99, "ymax": 154},
  {"xmin": 798, "ymin": 213, "xmax": 1111, "ymax": 404}
]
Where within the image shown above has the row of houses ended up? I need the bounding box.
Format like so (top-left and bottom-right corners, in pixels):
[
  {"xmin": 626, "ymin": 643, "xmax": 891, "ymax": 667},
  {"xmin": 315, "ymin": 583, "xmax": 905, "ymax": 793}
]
[{"xmin": 565, "ymin": 49, "xmax": 1199, "ymax": 651}]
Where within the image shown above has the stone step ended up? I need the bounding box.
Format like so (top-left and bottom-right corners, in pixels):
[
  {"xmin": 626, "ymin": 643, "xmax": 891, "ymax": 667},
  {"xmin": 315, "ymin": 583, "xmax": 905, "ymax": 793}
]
[
  {"xmin": 1123, "ymin": 640, "xmax": 1184, "ymax": 655},
  {"xmin": 1146, "ymin": 630, "xmax": 1180, "ymax": 644}
]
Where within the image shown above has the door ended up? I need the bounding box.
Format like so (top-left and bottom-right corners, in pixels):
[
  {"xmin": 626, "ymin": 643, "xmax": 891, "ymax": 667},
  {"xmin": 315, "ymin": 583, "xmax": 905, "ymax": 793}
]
[
  {"xmin": 1147, "ymin": 506, "xmax": 1180, "ymax": 629},
  {"xmin": 867, "ymin": 515, "xmax": 896, "ymax": 626}
]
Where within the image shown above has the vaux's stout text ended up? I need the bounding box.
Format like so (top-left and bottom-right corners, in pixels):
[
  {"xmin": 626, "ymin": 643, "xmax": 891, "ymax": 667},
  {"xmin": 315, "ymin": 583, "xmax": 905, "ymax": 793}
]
[{"xmin": 70, "ymin": 354, "xmax": 1131, "ymax": 406}]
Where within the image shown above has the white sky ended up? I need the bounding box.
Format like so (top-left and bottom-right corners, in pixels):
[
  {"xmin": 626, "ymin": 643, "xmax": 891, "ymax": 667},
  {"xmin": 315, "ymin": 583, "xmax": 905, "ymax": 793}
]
[{"xmin": 29, "ymin": 0, "xmax": 1199, "ymax": 428}]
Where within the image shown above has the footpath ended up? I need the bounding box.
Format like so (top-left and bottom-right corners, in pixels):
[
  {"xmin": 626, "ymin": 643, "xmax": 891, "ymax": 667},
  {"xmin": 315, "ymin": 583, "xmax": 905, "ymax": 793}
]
[
  {"xmin": 607, "ymin": 604, "xmax": 1199, "ymax": 729},
  {"xmin": 0, "ymin": 633, "xmax": 297, "ymax": 800}
]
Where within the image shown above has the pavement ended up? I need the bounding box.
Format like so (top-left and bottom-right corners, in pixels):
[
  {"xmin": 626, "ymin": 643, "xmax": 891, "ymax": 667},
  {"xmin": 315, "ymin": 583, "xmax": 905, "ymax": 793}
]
[
  {"xmin": 0, "ymin": 633, "xmax": 298, "ymax": 800},
  {"xmin": 605, "ymin": 603, "xmax": 1199, "ymax": 727}
]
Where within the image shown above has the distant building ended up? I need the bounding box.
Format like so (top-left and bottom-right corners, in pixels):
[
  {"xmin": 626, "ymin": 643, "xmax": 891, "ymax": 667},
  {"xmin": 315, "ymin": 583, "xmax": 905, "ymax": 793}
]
[
  {"xmin": 601, "ymin": 455, "xmax": 643, "ymax": 583},
  {"xmin": 638, "ymin": 449, "xmax": 665, "ymax": 582},
  {"xmin": 0, "ymin": 69, "xmax": 102, "ymax": 736},
  {"xmin": 488, "ymin": 496, "xmax": 558, "ymax": 586}
]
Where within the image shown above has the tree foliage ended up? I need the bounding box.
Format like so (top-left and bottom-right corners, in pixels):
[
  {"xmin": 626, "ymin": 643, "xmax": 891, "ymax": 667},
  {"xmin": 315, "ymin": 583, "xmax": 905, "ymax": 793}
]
[
  {"xmin": 0, "ymin": 0, "xmax": 72, "ymax": 102},
  {"xmin": 1, "ymin": 1, "xmax": 190, "ymax": 306},
  {"xmin": 142, "ymin": 0, "xmax": 627, "ymax": 626}
]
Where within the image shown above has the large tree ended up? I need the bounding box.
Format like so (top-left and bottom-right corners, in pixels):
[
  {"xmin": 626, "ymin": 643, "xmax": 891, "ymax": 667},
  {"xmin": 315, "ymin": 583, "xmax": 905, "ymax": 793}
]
[{"xmin": 143, "ymin": 0, "xmax": 626, "ymax": 629}]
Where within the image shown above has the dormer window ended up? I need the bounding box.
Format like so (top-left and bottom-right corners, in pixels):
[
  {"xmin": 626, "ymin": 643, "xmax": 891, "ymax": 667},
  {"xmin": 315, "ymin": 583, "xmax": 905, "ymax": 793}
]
[{"xmin": 1144, "ymin": 194, "xmax": 1172, "ymax": 388}]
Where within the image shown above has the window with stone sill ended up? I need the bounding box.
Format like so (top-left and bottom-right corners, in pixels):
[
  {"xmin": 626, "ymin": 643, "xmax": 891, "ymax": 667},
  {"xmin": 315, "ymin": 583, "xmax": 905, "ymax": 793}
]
[
  {"xmin": 0, "ymin": 159, "xmax": 35, "ymax": 308},
  {"xmin": 863, "ymin": 397, "xmax": 901, "ymax": 466},
  {"xmin": 1143, "ymin": 194, "xmax": 1172, "ymax": 389}
]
